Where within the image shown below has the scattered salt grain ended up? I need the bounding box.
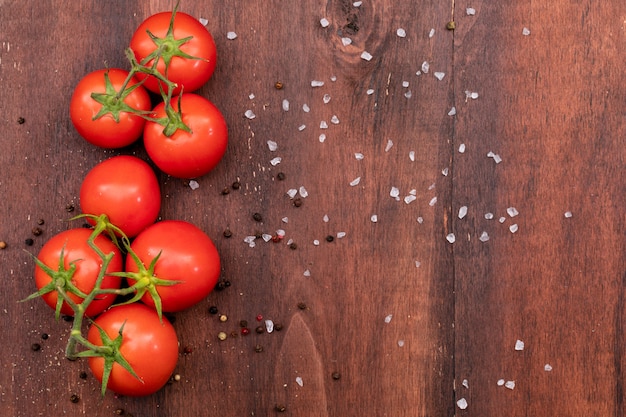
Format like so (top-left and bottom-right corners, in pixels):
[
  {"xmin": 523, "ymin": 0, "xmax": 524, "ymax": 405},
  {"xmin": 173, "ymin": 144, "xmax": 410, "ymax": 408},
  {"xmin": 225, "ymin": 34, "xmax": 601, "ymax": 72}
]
[
  {"xmin": 522, "ymin": 27, "xmax": 531, "ymax": 36},
  {"xmin": 507, "ymin": 207, "xmax": 519, "ymax": 217},
  {"xmin": 267, "ymin": 140, "xmax": 278, "ymax": 151},
  {"xmin": 320, "ymin": 18, "xmax": 330, "ymax": 28},
  {"xmin": 361, "ymin": 51, "xmax": 373, "ymax": 61},
  {"xmin": 465, "ymin": 91, "xmax": 479, "ymax": 100},
  {"xmin": 355, "ymin": 152, "xmax": 364, "ymax": 160},
  {"xmin": 442, "ymin": 167, "xmax": 449, "ymax": 176},
  {"xmin": 313, "ymin": 240, "xmax": 320, "ymax": 246},
  {"xmin": 466, "ymin": 7, "xmax": 476, "ymax": 15},
  {"xmin": 429, "ymin": 196, "xmax": 437, "ymax": 206},
  {"xmin": 323, "ymin": 214, "xmax": 329, "ymax": 222},
  {"xmin": 323, "ymin": 94, "xmax": 331, "ymax": 104},
  {"xmin": 198, "ymin": 17, "xmax": 209, "ymax": 26},
  {"xmin": 509, "ymin": 224, "xmax": 519, "ymax": 233},
  {"xmin": 311, "ymin": 80, "xmax": 325, "ymax": 87},
  {"xmin": 402, "ymin": 80, "xmax": 410, "ymax": 88},
  {"xmin": 265, "ymin": 319, "xmax": 274, "ymax": 333},
  {"xmin": 367, "ymin": 89, "xmax": 375, "ymax": 95},
  {"xmin": 564, "ymin": 211, "xmax": 573, "ymax": 218},
  {"xmin": 417, "ymin": 217, "xmax": 424, "ymax": 224},
  {"xmin": 337, "ymin": 232, "xmax": 346, "ymax": 238},
  {"xmin": 497, "ymin": 379, "xmax": 505, "ymax": 386},
  {"xmin": 505, "ymin": 381, "xmax": 516, "ymax": 390},
  {"xmin": 429, "ymin": 28, "xmax": 436, "ymax": 38},
  {"xmin": 397, "ymin": 28, "xmax": 407, "ymax": 38},
  {"xmin": 404, "ymin": 90, "xmax": 412, "ymax": 99},
  {"xmin": 370, "ymin": 214, "xmax": 378, "ymax": 223},
  {"xmin": 487, "ymin": 151, "xmax": 502, "ymax": 163},
  {"xmin": 320, "ymin": 120, "xmax": 328, "ymax": 129},
  {"xmin": 434, "ymin": 72, "xmax": 446, "ymax": 80},
  {"xmin": 409, "ymin": 151, "xmax": 415, "ymax": 161},
  {"xmin": 499, "ymin": 217, "xmax": 506, "ymax": 223},
  {"xmin": 189, "ymin": 180, "xmax": 200, "ymax": 190},
  {"xmin": 415, "ymin": 260, "xmax": 421, "ymax": 268},
  {"xmin": 248, "ymin": 93, "xmax": 255, "ymax": 100},
  {"xmin": 384, "ymin": 314, "xmax": 393, "ymax": 323},
  {"xmin": 350, "ymin": 177, "xmax": 361, "ymax": 186},
  {"xmin": 485, "ymin": 212, "xmax": 494, "ymax": 220},
  {"xmin": 282, "ymin": 217, "xmax": 289, "ymax": 223},
  {"xmin": 458, "ymin": 206, "xmax": 468, "ymax": 219},
  {"xmin": 404, "ymin": 195, "xmax": 417, "ymax": 204},
  {"xmin": 446, "ymin": 233, "xmax": 456, "ymax": 243},
  {"xmin": 319, "ymin": 134, "xmax": 326, "ymax": 143},
  {"xmin": 479, "ymin": 231, "xmax": 490, "ymax": 242},
  {"xmin": 244, "ymin": 109, "xmax": 256, "ymax": 119},
  {"xmin": 331, "ymin": 115, "xmax": 340, "ymax": 124},
  {"xmin": 282, "ymin": 99, "xmax": 290, "ymax": 111},
  {"xmin": 296, "ymin": 377, "xmax": 303, "ymax": 387},
  {"xmin": 457, "ymin": 398, "xmax": 468, "ymax": 410},
  {"xmin": 397, "ymin": 340, "xmax": 405, "ymax": 347},
  {"xmin": 390, "ymin": 187, "xmax": 400, "ymax": 200},
  {"xmin": 262, "ymin": 234, "xmax": 272, "ymax": 242},
  {"xmin": 544, "ymin": 364, "xmax": 553, "ymax": 371},
  {"xmin": 299, "ymin": 186, "xmax": 308, "ymax": 198},
  {"xmin": 353, "ymin": 1, "xmax": 362, "ymax": 6},
  {"xmin": 270, "ymin": 157, "xmax": 282, "ymax": 166},
  {"xmin": 459, "ymin": 143, "xmax": 466, "ymax": 153},
  {"xmin": 298, "ymin": 124, "xmax": 306, "ymax": 131},
  {"xmin": 276, "ymin": 229, "xmax": 285, "ymax": 238},
  {"xmin": 421, "ymin": 61, "xmax": 430, "ymax": 73},
  {"xmin": 448, "ymin": 107, "xmax": 457, "ymax": 116},
  {"xmin": 341, "ymin": 37, "xmax": 352, "ymax": 46},
  {"xmin": 330, "ymin": 75, "xmax": 337, "ymax": 82},
  {"xmin": 515, "ymin": 339, "xmax": 525, "ymax": 351},
  {"xmin": 462, "ymin": 379, "xmax": 469, "ymax": 389},
  {"xmin": 385, "ymin": 140, "xmax": 394, "ymax": 152},
  {"xmin": 302, "ymin": 103, "xmax": 311, "ymax": 112},
  {"xmin": 244, "ymin": 236, "xmax": 257, "ymax": 248},
  {"xmin": 287, "ymin": 189, "xmax": 298, "ymax": 198},
  {"xmin": 226, "ymin": 31, "xmax": 237, "ymax": 40}
]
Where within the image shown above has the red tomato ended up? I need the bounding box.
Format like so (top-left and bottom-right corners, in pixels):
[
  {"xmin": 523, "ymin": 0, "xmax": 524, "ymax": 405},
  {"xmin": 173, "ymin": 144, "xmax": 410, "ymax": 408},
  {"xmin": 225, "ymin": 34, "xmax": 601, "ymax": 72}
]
[
  {"xmin": 87, "ymin": 304, "xmax": 179, "ymax": 396},
  {"xmin": 126, "ymin": 220, "xmax": 221, "ymax": 312},
  {"xmin": 34, "ymin": 228, "xmax": 122, "ymax": 317},
  {"xmin": 80, "ymin": 156, "xmax": 161, "ymax": 238},
  {"xmin": 70, "ymin": 68, "xmax": 151, "ymax": 148},
  {"xmin": 130, "ymin": 10, "xmax": 217, "ymax": 94},
  {"xmin": 143, "ymin": 93, "xmax": 227, "ymax": 178}
]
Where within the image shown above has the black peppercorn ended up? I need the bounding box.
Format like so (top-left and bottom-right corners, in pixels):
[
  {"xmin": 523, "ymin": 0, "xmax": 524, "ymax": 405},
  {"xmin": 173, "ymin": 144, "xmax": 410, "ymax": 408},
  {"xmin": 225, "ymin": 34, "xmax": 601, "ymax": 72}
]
[
  {"xmin": 275, "ymin": 404, "xmax": 286, "ymax": 412},
  {"xmin": 255, "ymin": 344, "xmax": 264, "ymax": 353},
  {"xmin": 223, "ymin": 228, "xmax": 232, "ymax": 238},
  {"xmin": 293, "ymin": 198, "xmax": 302, "ymax": 207},
  {"xmin": 276, "ymin": 172, "xmax": 286, "ymax": 181},
  {"xmin": 69, "ymin": 394, "xmax": 80, "ymax": 403},
  {"xmin": 297, "ymin": 302, "xmax": 307, "ymax": 310},
  {"xmin": 32, "ymin": 227, "xmax": 43, "ymax": 236},
  {"xmin": 17, "ymin": 117, "xmax": 25, "ymax": 124},
  {"xmin": 231, "ymin": 181, "xmax": 241, "ymax": 190},
  {"xmin": 332, "ymin": 372, "xmax": 341, "ymax": 380},
  {"xmin": 208, "ymin": 306, "xmax": 218, "ymax": 315},
  {"xmin": 24, "ymin": 238, "xmax": 34, "ymax": 246},
  {"xmin": 31, "ymin": 343, "xmax": 41, "ymax": 351},
  {"xmin": 326, "ymin": 235, "xmax": 334, "ymax": 242},
  {"xmin": 252, "ymin": 212, "xmax": 263, "ymax": 222},
  {"xmin": 41, "ymin": 333, "xmax": 49, "ymax": 340}
]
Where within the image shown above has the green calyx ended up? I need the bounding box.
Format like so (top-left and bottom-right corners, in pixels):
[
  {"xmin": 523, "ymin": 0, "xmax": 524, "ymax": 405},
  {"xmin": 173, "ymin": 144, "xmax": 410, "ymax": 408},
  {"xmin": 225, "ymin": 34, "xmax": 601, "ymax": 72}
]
[
  {"xmin": 23, "ymin": 245, "xmax": 87, "ymax": 320},
  {"xmin": 75, "ymin": 321, "xmax": 140, "ymax": 397},
  {"xmin": 90, "ymin": 70, "xmax": 151, "ymax": 123}
]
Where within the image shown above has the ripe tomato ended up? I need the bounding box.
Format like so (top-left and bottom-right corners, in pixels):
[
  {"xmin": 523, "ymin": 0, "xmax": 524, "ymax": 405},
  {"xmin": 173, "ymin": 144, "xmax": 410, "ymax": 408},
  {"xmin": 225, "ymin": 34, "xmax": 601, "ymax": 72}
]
[
  {"xmin": 126, "ymin": 220, "xmax": 221, "ymax": 312},
  {"xmin": 80, "ymin": 156, "xmax": 161, "ymax": 238},
  {"xmin": 87, "ymin": 303, "xmax": 179, "ymax": 396},
  {"xmin": 34, "ymin": 228, "xmax": 122, "ymax": 317},
  {"xmin": 70, "ymin": 68, "xmax": 151, "ymax": 148},
  {"xmin": 143, "ymin": 93, "xmax": 228, "ymax": 178},
  {"xmin": 130, "ymin": 10, "xmax": 217, "ymax": 94}
]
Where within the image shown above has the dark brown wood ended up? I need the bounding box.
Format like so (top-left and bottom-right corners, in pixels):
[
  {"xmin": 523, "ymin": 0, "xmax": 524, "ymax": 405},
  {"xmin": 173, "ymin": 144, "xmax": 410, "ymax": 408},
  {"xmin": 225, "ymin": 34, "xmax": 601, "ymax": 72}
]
[{"xmin": 0, "ymin": 1, "xmax": 622, "ymax": 416}]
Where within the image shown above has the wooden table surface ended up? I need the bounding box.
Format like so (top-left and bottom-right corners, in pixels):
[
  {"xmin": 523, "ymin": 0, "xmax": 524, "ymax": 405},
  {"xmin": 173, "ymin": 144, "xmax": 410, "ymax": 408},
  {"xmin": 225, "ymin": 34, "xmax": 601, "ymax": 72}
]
[{"xmin": 1, "ymin": 1, "xmax": 624, "ymax": 416}]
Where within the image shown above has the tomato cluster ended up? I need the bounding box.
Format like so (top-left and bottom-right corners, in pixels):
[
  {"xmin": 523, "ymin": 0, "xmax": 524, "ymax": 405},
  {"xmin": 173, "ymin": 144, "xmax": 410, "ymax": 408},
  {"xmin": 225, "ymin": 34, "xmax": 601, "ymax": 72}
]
[{"xmin": 27, "ymin": 4, "xmax": 225, "ymax": 398}]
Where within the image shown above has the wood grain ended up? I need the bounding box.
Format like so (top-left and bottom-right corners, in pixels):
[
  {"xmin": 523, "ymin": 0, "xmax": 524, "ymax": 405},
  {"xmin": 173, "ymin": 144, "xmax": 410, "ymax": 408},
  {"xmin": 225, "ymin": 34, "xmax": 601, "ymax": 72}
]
[{"xmin": 0, "ymin": 1, "xmax": 623, "ymax": 416}]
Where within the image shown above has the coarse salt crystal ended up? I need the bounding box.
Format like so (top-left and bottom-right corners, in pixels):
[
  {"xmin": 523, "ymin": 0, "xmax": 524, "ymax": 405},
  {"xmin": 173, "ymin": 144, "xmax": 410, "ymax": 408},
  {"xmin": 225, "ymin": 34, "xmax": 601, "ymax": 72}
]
[
  {"xmin": 458, "ymin": 206, "xmax": 468, "ymax": 219},
  {"xmin": 370, "ymin": 214, "xmax": 378, "ymax": 223},
  {"xmin": 505, "ymin": 381, "xmax": 515, "ymax": 390},
  {"xmin": 265, "ymin": 319, "xmax": 274, "ymax": 333},
  {"xmin": 226, "ymin": 31, "xmax": 237, "ymax": 39},
  {"xmin": 507, "ymin": 207, "xmax": 519, "ymax": 217},
  {"xmin": 296, "ymin": 376, "xmax": 303, "ymax": 387},
  {"xmin": 331, "ymin": 115, "xmax": 340, "ymax": 124},
  {"xmin": 337, "ymin": 231, "xmax": 346, "ymax": 238},
  {"xmin": 320, "ymin": 18, "xmax": 330, "ymax": 27},
  {"xmin": 276, "ymin": 229, "xmax": 285, "ymax": 237},
  {"xmin": 409, "ymin": 150, "xmax": 415, "ymax": 161},
  {"xmin": 385, "ymin": 140, "xmax": 394, "ymax": 152},
  {"xmin": 404, "ymin": 91, "xmax": 412, "ymax": 99},
  {"xmin": 287, "ymin": 189, "xmax": 298, "ymax": 198},
  {"xmin": 434, "ymin": 72, "xmax": 446, "ymax": 80},
  {"xmin": 282, "ymin": 217, "xmax": 289, "ymax": 223},
  {"xmin": 509, "ymin": 224, "xmax": 519, "ymax": 233},
  {"xmin": 262, "ymin": 234, "xmax": 272, "ymax": 242},
  {"xmin": 330, "ymin": 75, "xmax": 337, "ymax": 82},
  {"xmin": 319, "ymin": 134, "xmax": 326, "ymax": 143},
  {"xmin": 479, "ymin": 231, "xmax": 490, "ymax": 242},
  {"xmin": 459, "ymin": 143, "xmax": 466, "ymax": 153},
  {"xmin": 402, "ymin": 80, "xmax": 409, "ymax": 88},
  {"xmin": 448, "ymin": 107, "xmax": 457, "ymax": 116},
  {"xmin": 421, "ymin": 61, "xmax": 430, "ymax": 73},
  {"xmin": 323, "ymin": 214, "xmax": 329, "ymax": 222},
  {"xmin": 497, "ymin": 379, "xmax": 505, "ymax": 386},
  {"xmin": 522, "ymin": 27, "xmax": 531, "ymax": 36},
  {"xmin": 350, "ymin": 177, "xmax": 361, "ymax": 186},
  {"xmin": 404, "ymin": 195, "xmax": 417, "ymax": 204},
  {"xmin": 248, "ymin": 93, "xmax": 255, "ymax": 99},
  {"xmin": 198, "ymin": 17, "xmax": 209, "ymax": 26},
  {"xmin": 466, "ymin": 7, "xmax": 476, "ymax": 15},
  {"xmin": 515, "ymin": 339, "xmax": 524, "ymax": 351},
  {"xmin": 267, "ymin": 140, "xmax": 278, "ymax": 151},
  {"xmin": 544, "ymin": 364, "xmax": 553, "ymax": 371},
  {"xmin": 397, "ymin": 28, "xmax": 407, "ymax": 38},
  {"xmin": 564, "ymin": 211, "xmax": 573, "ymax": 218},
  {"xmin": 355, "ymin": 152, "xmax": 364, "ymax": 160},
  {"xmin": 313, "ymin": 240, "xmax": 320, "ymax": 246},
  {"xmin": 429, "ymin": 196, "xmax": 437, "ymax": 206},
  {"xmin": 384, "ymin": 314, "xmax": 393, "ymax": 323},
  {"xmin": 457, "ymin": 398, "xmax": 468, "ymax": 410},
  {"xmin": 189, "ymin": 180, "xmax": 200, "ymax": 190},
  {"xmin": 462, "ymin": 379, "xmax": 469, "ymax": 389},
  {"xmin": 302, "ymin": 103, "xmax": 310, "ymax": 112},
  {"xmin": 341, "ymin": 37, "xmax": 352, "ymax": 46},
  {"xmin": 390, "ymin": 186, "xmax": 400, "ymax": 200},
  {"xmin": 320, "ymin": 120, "xmax": 328, "ymax": 129},
  {"xmin": 361, "ymin": 51, "xmax": 373, "ymax": 61},
  {"xmin": 442, "ymin": 167, "xmax": 449, "ymax": 176},
  {"xmin": 397, "ymin": 340, "xmax": 405, "ymax": 347},
  {"xmin": 298, "ymin": 124, "xmax": 306, "ymax": 131},
  {"xmin": 282, "ymin": 99, "xmax": 290, "ymax": 111},
  {"xmin": 415, "ymin": 260, "xmax": 421, "ymax": 268},
  {"xmin": 323, "ymin": 94, "xmax": 331, "ymax": 104},
  {"xmin": 429, "ymin": 28, "xmax": 435, "ymax": 38},
  {"xmin": 446, "ymin": 233, "xmax": 456, "ymax": 243},
  {"xmin": 353, "ymin": 1, "xmax": 362, "ymax": 6},
  {"xmin": 244, "ymin": 236, "xmax": 257, "ymax": 247},
  {"xmin": 409, "ymin": 189, "xmax": 417, "ymax": 195},
  {"xmin": 485, "ymin": 212, "xmax": 494, "ymax": 220},
  {"xmin": 244, "ymin": 109, "xmax": 256, "ymax": 119},
  {"xmin": 311, "ymin": 80, "xmax": 325, "ymax": 87},
  {"xmin": 417, "ymin": 217, "xmax": 424, "ymax": 224},
  {"xmin": 367, "ymin": 89, "xmax": 375, "ymax": 95},
  {"xmin": 465, "ymin": 91, "xmax": 479, "ymax": 99},
  {"xmin": 270, "ymin": 157, "xmax": 282, "ymax": 166},
  {"xmin": 299, "ymin": 186, "xmax": 308, "ymax": 198}
]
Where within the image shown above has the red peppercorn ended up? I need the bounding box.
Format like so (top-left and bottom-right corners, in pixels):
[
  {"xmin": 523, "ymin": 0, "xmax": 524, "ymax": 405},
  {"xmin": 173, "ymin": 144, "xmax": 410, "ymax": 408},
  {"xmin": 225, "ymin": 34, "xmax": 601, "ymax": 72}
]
[
  {"xmin": 241, "ymin": 327, "xmax": 250, "ymax": 335},
  {"xmin": 256, "ymin": 314, "xmax": 263, "ymax": 321}
]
